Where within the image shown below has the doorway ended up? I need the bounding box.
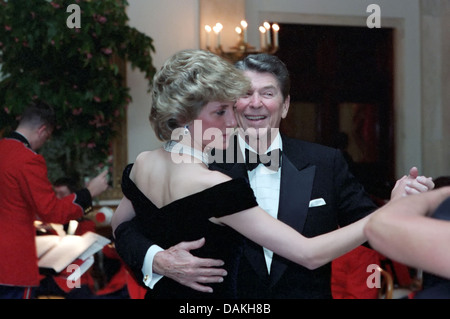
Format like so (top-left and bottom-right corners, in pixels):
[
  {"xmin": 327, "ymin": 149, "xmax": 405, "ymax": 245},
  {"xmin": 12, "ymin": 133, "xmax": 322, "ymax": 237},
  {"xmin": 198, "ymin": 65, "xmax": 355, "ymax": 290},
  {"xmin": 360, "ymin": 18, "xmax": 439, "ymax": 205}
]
[{"xmin": 277, "ymin": 23, "xmax": 395, "ymax": 199}]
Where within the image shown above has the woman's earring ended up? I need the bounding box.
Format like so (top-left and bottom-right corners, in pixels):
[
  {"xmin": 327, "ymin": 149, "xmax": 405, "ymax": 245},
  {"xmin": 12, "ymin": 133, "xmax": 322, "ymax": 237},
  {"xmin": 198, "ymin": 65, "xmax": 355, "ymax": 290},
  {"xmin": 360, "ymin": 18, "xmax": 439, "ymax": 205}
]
[{"xmin": 183, "ymin": 125, "xmax": 189, "ymax": 135}]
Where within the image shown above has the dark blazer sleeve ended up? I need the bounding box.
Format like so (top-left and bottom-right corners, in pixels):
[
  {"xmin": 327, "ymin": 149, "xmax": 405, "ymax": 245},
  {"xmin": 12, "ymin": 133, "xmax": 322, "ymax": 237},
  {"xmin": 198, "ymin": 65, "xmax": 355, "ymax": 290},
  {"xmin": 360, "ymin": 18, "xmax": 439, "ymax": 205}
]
[
  {"xmin": 332, "ymin": 148, "xmax": 378, "ymax": 226},
  {"xmin": 114, "ymin": 218, "xmax": 153, "ymax": 284}
]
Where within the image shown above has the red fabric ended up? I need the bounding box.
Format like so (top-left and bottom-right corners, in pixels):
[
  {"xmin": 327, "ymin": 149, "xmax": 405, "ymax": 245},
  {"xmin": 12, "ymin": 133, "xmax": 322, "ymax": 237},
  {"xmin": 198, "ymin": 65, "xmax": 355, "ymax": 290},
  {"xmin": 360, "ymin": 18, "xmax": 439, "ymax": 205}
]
[
  {"xmin": 126, "ymin": 272, "xmax": 146, "ymax": 299},
  {"xmin": 53, "ymin": 264, "xmax": 93, "ymax": 293},
  {"xmin": 101, "ymin": 244, "xmax": 120, "ymax": 259},
  {"xmin": 93, "ymin": 264, "xmax": 128, "ymax": 296},
  {"xmin": 22, "ymin": 286, "xmax": 34, "ymax": 299},
  {"xmin": 0, "ymin": 138, "xmax": 84, "ymax": 286},
  {"xmin": 54, "ymin": 277, "xmax": 75, "ymax": 293},
  {"xmin": 74, "ymin": 219, "xmax": 96, "ymax": 236},
  {"xmin": 92, "ymin": 245, "xmax": 127, "ymax": 295},
  {"xmin": 89, "ymin": 246, "xmax": 128, "ymax": 296},
  {"xmin": 380, "ymin": 257, "xmax": 412, "ymax": 287},
  {"xmin": 331, "ymin": 246, "xmax": 382, "ymax": 299}
]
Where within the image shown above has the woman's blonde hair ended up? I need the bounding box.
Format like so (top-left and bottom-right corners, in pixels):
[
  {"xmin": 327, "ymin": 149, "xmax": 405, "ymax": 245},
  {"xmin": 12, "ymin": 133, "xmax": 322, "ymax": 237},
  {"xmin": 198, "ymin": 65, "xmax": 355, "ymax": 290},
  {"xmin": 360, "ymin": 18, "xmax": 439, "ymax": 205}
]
[{"xmin": 150, "ymin": 49, "xmax": 250, "ymax": 141}]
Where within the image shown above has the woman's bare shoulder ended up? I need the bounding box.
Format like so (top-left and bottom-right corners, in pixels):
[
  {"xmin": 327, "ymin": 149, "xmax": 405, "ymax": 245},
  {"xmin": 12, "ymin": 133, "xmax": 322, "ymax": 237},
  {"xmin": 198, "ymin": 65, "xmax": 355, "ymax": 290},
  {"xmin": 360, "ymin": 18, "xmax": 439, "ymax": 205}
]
[
  {"xmin": 170, "ymin": 164, "xmax": 232, "ymax": 196},
  {"xmin": 132, "ymin": 148, "xmax": 232, "ymax": 196},
  {"xmin": 199, "ymin": 167, "xmax": 232, "ymax": 185},
  {"xmin": 135, "ymin": 149, "xmax": 164, "ymax": 163},
  {"xmin": 130, "ymin": 149, "xmax": 165, "ymax": 179}
]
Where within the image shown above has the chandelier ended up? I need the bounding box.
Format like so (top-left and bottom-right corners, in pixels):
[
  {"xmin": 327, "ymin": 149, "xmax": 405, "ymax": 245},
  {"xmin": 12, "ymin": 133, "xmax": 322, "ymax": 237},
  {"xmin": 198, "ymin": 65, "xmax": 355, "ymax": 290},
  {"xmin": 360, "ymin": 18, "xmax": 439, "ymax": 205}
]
[{"xmin": 204, "ymin": 20, "xmax": 279, "ymax": 62}]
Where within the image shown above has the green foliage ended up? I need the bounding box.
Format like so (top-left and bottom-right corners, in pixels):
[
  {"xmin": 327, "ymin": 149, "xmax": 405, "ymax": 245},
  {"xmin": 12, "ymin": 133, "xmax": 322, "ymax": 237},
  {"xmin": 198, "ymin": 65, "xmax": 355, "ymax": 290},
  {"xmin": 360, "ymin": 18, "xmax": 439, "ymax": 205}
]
[{"xmin": 0, "ymin": 0, "xmax": 156, "ymax": 182}]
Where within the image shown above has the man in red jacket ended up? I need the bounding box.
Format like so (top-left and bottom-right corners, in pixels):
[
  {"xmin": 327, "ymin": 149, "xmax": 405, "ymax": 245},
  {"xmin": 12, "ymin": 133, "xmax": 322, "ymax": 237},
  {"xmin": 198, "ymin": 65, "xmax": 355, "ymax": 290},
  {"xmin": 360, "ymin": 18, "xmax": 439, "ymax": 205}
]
[{"xmin": 0, "ymin": 101, "xmax": 109, "ymax": 299}]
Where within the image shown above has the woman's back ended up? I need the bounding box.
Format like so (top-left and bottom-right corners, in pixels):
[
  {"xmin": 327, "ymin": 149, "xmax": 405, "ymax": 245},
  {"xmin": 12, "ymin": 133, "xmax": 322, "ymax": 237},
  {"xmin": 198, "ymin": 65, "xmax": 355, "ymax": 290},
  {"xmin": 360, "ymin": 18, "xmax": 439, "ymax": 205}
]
[
  {"xmin": 131, "ymin": 149, "xmax": 229, "ymax": 208},
  {"xmin": 122, "ymin": 149, "xmax": 258, "ymax": 298}
]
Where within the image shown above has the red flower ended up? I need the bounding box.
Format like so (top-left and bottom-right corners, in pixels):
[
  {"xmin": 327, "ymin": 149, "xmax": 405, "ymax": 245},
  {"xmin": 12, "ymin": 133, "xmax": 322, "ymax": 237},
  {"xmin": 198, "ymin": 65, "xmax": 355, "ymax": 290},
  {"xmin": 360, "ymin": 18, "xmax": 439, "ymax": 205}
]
[
  {"xmin": 72, "ymin": 108, "xmax": 83, "ymax": 115},
  {"xmin": 97, "ymin": 16, "xmax": 107, "ymax": 24},
  {"xmin": 101, "ymin": 48, "xmax": 112, "ymax": 55}
]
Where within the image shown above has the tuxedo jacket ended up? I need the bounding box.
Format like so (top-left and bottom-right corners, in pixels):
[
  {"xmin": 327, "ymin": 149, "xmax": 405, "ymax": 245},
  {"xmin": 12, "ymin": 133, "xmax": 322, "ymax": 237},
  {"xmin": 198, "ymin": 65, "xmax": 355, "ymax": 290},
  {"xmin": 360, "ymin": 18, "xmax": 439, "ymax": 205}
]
[
  {"xmin": 0, "ymin": 132, "xmax": 93, "ymax": 287},
  {"xmin": 114, "ymin": 134, "xmax": 377, "ymax": 298}
]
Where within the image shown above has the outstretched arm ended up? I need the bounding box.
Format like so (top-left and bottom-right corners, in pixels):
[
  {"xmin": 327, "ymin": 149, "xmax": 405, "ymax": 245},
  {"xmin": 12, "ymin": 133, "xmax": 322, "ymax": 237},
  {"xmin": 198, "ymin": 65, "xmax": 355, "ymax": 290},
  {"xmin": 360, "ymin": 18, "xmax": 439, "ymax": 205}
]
[
  {"xmin": 234, "ymin": 178, "xmax": 444, "ymax": 277},
  {"xmin": 217, "ymin": 205, "xmax": 370, "ymax": 270},
  {"xmin": 364, "ymin": 187, "xmax": 450, "ymax": 279}
]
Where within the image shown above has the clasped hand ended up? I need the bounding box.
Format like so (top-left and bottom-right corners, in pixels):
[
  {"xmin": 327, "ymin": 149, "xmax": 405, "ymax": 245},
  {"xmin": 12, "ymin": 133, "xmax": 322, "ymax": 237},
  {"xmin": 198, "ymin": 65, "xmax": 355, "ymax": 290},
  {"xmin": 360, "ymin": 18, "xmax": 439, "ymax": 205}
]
[{"xmin": 391, "ymin": 166, "xmax": 435, "ymax": 200}]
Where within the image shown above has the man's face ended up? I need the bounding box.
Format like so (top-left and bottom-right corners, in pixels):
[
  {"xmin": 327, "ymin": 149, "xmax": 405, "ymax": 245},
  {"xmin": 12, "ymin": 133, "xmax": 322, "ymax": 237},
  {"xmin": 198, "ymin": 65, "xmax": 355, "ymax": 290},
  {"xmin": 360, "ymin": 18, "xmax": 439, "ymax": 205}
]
[
  {"xmin": 54, "ymin": 185, "xmax": 72, "ymax": 199},
  {"xmin": 234, "ymin": 70, "xmax": 289, "ymax": 142}
]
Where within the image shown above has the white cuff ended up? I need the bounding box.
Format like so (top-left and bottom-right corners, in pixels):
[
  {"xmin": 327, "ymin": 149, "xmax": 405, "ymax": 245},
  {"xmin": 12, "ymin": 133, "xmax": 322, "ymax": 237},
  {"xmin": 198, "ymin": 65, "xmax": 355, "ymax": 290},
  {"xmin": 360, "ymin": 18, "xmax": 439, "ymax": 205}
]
[{"xmin": 141, "ymin": 245, "xmax": 164, "ymax": 289}]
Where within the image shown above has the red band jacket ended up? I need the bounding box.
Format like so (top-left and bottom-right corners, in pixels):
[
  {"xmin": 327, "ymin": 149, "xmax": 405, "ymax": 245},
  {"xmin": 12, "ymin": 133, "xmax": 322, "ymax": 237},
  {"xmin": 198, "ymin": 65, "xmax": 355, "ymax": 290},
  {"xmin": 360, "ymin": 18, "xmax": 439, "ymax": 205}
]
[{"xmin": 0, "ymin": 132, "xmax": 93, "ymax": 287}]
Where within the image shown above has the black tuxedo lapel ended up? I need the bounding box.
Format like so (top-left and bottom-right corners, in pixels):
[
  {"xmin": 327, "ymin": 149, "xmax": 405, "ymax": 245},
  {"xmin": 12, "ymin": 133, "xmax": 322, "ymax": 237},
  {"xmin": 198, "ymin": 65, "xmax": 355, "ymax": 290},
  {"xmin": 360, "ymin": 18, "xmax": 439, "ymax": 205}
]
[
  {"xmin": 269, "ymin": 154, "xmax": 316, "ymax": 286},
  {"xmin": 278, "ymin": 156, "xmax": 315, "ymax": 232}
]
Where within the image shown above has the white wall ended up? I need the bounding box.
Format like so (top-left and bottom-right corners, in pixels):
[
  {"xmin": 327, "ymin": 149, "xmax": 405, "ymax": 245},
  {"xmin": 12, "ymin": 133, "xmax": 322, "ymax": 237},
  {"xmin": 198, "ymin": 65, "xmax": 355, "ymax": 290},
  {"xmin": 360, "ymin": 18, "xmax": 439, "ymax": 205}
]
[
  {"xmin": 126, "ymin": 0, "xmax": 199, "ymax": 163},
  {"xmin": 420, "ymin": 1, "xmax": 450, "ymax": 178}
]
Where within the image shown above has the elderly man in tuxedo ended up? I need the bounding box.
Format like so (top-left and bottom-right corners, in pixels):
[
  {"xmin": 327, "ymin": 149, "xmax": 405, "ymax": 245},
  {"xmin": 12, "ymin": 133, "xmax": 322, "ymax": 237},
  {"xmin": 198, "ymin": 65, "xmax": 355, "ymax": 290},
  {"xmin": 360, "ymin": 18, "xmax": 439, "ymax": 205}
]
[{"xmin": 113, "ymin": 54, "xmax": 434, "ymax": 299}]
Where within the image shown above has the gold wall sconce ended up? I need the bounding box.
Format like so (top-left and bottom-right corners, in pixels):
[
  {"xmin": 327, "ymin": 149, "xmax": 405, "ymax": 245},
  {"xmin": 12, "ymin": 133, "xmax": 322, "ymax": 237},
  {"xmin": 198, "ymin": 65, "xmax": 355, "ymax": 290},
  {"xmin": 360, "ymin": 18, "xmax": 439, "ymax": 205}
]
[{"xmin": 204, "ymin": 20, "xmax": 279, "ymax": 62}]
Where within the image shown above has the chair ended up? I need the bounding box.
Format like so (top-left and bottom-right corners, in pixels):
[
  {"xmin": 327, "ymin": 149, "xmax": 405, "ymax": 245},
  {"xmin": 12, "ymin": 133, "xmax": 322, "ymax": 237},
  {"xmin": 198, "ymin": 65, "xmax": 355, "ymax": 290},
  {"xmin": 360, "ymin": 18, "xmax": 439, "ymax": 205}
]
[
  {"xmin": 378, "ymin": 266, "xmax": 423, "ymax": 299},
  {"xmin": 378, "ymin": 266, "xmax": 393, "ymax": 299}
]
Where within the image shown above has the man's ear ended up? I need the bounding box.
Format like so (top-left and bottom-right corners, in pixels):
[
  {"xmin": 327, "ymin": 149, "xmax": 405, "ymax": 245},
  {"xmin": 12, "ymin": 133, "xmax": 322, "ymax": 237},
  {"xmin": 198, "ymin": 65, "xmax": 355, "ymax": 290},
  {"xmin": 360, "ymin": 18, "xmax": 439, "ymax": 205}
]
[
  {"xmin": 36, "ymin": 124, "xmax": 48, "ymax": 138},
  {"xmin": 281, "ymin": 95, "xmax": 290, "ymax": 119}
]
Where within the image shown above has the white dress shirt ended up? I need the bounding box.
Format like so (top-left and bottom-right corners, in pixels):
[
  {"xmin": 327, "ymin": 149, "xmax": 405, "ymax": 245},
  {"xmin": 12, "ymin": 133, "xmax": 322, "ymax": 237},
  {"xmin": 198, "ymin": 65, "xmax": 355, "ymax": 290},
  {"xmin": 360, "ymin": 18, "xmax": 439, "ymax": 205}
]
[{"xmin": 238, "ymin": 133, "xmax": 282, "ymax": 273}]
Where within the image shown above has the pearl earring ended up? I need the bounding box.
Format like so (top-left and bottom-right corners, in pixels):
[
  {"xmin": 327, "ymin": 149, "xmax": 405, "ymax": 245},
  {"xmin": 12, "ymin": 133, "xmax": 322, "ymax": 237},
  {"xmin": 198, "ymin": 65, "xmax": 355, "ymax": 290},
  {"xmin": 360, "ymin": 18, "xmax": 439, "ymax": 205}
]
[{"xmin": 184, "ymin": 125, "xmax": 189, "ymax": 135}]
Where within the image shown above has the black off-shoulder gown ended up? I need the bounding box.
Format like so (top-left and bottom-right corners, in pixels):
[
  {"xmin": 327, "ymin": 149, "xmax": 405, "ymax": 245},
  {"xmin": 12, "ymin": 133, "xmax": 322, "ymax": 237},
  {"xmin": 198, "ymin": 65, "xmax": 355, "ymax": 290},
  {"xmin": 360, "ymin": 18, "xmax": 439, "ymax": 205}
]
[{"xmin": 121, "ymin": 164, "xmax": 258, "ymax": 299}]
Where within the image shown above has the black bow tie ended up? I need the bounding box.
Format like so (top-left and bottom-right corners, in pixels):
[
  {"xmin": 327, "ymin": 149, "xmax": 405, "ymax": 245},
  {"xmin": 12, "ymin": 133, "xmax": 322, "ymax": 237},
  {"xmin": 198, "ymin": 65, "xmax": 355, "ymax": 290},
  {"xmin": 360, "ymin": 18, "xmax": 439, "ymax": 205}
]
[{"xmin": 245, "ymin": 148, "xmax": 282, "ymax": 171}]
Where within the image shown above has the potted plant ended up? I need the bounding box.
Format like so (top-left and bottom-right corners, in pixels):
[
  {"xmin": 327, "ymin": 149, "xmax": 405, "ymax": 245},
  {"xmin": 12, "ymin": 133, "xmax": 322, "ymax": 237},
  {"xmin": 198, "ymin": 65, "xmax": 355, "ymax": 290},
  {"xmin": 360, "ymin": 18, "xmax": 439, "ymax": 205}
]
[{"xmin": 0, "ymin": 0, "xmax": 156, "ymax": 185}]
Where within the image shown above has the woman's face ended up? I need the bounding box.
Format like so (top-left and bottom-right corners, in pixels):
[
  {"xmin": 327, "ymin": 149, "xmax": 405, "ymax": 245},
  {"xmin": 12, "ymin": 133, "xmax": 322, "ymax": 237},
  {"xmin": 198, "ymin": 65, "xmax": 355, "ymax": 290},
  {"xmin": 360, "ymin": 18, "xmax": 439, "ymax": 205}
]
[{"xmin": 190, "ymin": 101, "xmax": 237, "ymax": 150}]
